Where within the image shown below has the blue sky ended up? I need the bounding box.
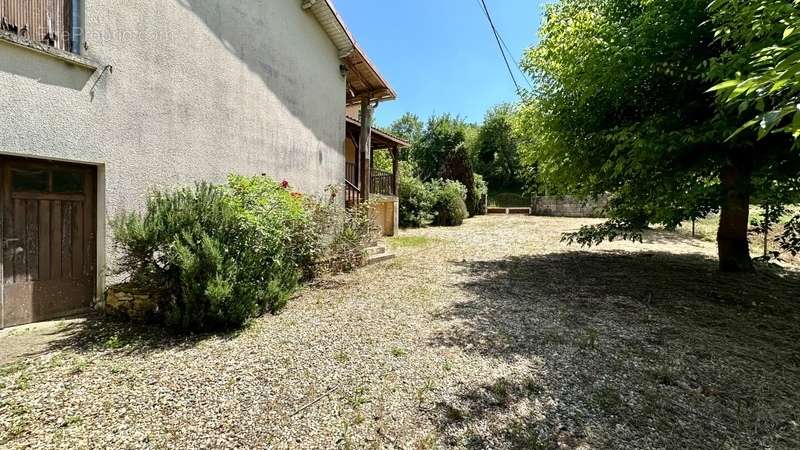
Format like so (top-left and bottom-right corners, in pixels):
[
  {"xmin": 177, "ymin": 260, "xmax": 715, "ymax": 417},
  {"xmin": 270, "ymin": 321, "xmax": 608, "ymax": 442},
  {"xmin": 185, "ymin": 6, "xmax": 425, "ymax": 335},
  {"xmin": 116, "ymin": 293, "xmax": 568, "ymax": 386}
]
[{"xmin": 335, "ymin": 0, "xmax": 545, "ymax": 127}]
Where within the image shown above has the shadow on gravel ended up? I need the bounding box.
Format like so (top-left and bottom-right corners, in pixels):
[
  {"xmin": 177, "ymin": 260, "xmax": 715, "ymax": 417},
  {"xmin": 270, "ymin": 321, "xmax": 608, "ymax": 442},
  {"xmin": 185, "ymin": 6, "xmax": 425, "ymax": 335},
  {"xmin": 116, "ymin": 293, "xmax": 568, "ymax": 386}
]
[
  {"xmin": 430, "ymin": 251, "xmax": 800, "ymax": 449},
  {"xmin": 24, "ymin": 314, "xmax": 247, "ymax": 359}
]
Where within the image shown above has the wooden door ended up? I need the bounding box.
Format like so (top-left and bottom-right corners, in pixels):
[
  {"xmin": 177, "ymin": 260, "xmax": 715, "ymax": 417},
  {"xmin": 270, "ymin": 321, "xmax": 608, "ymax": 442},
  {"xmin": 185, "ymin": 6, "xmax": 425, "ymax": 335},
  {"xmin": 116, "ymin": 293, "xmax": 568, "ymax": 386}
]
[{"xmin": 1, "ymin": 157, "xmax": 96, "ymax": 329}]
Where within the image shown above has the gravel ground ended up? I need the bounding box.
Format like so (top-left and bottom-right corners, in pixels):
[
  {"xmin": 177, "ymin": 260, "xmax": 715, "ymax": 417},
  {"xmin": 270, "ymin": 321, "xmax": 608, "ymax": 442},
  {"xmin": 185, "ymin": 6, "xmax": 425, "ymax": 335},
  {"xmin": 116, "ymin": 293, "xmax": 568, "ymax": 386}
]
[{"xmin": 1, "ymin": 215, "xmax": 799, "ymax": 449}]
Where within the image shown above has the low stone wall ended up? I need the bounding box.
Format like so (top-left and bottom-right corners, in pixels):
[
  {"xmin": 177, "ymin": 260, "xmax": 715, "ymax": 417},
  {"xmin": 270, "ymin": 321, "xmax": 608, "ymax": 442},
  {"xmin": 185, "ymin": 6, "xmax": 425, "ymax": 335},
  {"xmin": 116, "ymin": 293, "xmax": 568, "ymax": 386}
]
[
  {"xmin": 105, "ymin": 285, "xmax": 160, "ymax": 321},
  {"xmin": 531, "ymin": 196, "xmax": 607, "ymax": 218}
]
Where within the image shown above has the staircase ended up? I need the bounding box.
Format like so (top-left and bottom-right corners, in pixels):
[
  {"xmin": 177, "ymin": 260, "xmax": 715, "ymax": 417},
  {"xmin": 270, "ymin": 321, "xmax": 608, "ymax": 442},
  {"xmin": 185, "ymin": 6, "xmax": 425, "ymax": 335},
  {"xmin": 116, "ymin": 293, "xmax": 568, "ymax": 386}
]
[{"xmin": 364, "ymin": 241, "xmax": 395, "ymax": 266}]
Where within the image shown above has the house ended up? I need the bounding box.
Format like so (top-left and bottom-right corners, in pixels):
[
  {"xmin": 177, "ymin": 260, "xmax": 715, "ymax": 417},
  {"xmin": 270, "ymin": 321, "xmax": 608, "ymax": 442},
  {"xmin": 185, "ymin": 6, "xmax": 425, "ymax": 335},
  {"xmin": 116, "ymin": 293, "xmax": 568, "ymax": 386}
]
[{"xmin": 0, "ymin": 0, "xmax": 402, "ymax": 329}]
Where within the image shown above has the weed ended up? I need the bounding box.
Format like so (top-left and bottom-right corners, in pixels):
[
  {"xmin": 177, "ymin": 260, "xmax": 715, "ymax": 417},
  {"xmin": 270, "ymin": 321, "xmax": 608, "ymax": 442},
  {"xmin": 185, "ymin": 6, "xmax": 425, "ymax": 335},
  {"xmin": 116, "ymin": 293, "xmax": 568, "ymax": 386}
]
[
  {"xmin": 416, "ymin": 379, "xmax": 436, "ymax": 406},
  {"xmin": 524, "ymin": 378, "xmax": 545, "ymax": 396},
  {"xmin": 104, "ymin": 335, "xmax": 124, "ymax": 350},
  {"xmin": 70, "ymin": 360, "xmax": 88, "ymax": 375},
  {"xmin": 389, "ymin": 236, "xmax": 434, "ymax": 249},
  {"xmin": 333, "ymin": 351, "xmax": 350, "ymax": 364},
  {"xmin": 336, "ymin": 421, "xmax": 354, "ymax": 450},
  {"xmin": 63, "ymin": 416, "xmax": 83, "ymax": 427},
  {"xmin": 0, "ymin": 362, "xmax": 26, "ymax": 377},
  {"xmin": 577, "ymin": 327, "xmax": 599, "ymax": 350},
  {"xmin": 348, "ymin": 386, "xmax": 370, "ymax": 409},
  {"xmin": 650, "ymin": 365, "xmax": 680, "ymax": 387},
  {"xmin": 442, "ymin": 359, "xmax": 453, "ymax": 372},
  {"xmin": 489, "ymin": 378, "xmax": 513, "ymax": 405},
  {"xmin": 391, "ymin": 347, "xmax": 408, "ymax": 358},
  {"xmin": 14, "ymin": 372, "xmax": 31, "ymax": 391},
  {"xmin": 442, "ymin": 404, "xmax": 466, "ymax": 422},
  {"xmin": 415, "ymin": 432, "xmax": 439, "ymax": 449}
]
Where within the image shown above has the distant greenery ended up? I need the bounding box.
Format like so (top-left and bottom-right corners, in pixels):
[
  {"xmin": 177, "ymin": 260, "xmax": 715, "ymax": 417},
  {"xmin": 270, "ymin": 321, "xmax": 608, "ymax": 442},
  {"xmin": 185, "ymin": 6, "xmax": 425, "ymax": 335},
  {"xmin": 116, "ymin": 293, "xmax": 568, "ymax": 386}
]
[
  {"xmin": 386, "ymin": 103, "xmax": 537, "ymax": 216},
  {"xmin": 387, "ymin": 112, "xmax": 424, "ymax": 148},
  {"xmin": 474, "ymin": 104, "xmax": 524, "ymax": 191},
  {"xmin": 397, "ymin": 168, "xmax": 470, "ymax": 228}
]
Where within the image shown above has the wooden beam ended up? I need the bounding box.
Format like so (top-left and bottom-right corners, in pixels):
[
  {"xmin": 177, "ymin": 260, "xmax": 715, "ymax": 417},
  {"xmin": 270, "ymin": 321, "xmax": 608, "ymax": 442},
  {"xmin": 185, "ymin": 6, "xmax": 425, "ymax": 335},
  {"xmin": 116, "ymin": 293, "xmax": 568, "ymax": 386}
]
[
  {"xmin": 392, "ymin": 146, "xmax": 399, "ymax": 196},
  {"xmin": 358, "ymin": 96, "xmax": 373, "ymax": 202}
]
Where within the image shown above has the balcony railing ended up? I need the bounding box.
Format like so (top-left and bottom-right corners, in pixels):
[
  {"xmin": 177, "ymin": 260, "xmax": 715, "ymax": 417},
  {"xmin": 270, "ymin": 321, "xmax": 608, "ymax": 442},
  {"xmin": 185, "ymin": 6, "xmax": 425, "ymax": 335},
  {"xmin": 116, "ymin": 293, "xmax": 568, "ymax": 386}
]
[
  {"xmin": 370, "ymin": 170, "xmax": 395, "ymax": 196},
  {"xmin": 345, "ymin": 163, "xmax": 395, "ymax": 206}
]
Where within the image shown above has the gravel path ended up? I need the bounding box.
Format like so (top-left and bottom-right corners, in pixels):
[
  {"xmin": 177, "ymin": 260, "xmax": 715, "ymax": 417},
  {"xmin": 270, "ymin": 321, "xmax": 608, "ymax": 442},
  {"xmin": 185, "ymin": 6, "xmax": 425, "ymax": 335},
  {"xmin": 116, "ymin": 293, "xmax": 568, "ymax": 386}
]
[{"xmin": 2, "ymin": 216, "xmax": 799, "ymax": 449}]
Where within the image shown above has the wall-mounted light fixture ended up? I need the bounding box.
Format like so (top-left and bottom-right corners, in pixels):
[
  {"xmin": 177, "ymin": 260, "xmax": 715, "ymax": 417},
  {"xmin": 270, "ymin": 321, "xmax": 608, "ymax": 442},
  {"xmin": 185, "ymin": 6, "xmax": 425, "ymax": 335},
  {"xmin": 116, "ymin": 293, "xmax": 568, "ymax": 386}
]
[{"xmin": 339, "ymin": 64, "xmax": 349, "ymax": 78}]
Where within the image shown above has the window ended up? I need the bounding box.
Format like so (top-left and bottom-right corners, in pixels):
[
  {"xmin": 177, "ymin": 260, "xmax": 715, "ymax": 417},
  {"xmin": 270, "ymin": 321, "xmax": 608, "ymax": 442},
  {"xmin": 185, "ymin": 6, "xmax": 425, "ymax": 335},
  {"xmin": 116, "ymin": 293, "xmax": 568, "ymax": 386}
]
[
  {"xmin": 11, "ymin": 168, "xmax": 84, "ymax": 194},
  {"xmin": 12, "ymin": 170, "xmax": 49, "ymax": 192},
  {"xmin": 52, "ymin": 170, "xmax": 84, "ymax": 193},
  {"xmin": 0, "ymin": 0, "xmax": 80, "ymax": 54}
]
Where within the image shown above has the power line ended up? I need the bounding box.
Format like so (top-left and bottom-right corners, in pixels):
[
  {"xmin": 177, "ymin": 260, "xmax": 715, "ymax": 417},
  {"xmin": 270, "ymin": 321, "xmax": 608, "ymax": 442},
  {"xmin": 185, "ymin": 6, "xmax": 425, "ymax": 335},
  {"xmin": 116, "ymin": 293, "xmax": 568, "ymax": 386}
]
[
  {"xmin": 497, "ymin": 31, "xmax": 533, "ymax": 90},
  {"xmin": 475, "ymin": 0, "xmax": 532, "ymax": 94}
]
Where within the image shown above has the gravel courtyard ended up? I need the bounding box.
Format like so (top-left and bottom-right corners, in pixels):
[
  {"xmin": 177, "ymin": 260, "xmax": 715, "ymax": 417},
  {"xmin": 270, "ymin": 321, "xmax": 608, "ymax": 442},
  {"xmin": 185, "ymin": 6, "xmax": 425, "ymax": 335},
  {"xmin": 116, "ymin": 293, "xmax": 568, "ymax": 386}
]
[{"xmin": 2, "ymin": 215, "xmax": 799, "ymax": 449}]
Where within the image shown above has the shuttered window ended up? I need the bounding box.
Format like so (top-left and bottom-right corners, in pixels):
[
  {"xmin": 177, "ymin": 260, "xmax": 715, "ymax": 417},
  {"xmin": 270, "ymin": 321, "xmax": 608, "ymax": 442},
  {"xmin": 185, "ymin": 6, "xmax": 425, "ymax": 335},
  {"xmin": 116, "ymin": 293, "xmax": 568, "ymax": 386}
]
[{"xmin": 0, "ymin": 0, "xmax": 76, "ymax": 53}]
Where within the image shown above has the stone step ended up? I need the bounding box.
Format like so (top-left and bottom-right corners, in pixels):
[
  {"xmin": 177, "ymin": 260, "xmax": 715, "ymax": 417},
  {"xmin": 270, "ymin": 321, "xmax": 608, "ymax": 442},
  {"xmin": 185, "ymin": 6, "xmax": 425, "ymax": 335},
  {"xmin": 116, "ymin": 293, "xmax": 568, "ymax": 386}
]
[
  {"xmin": 365, "ymin": 252, "xmax": 395, "ymax": 266},
  {"xmin": 365, "ymin": 246, "xmax": 387, "ymax": 256}
]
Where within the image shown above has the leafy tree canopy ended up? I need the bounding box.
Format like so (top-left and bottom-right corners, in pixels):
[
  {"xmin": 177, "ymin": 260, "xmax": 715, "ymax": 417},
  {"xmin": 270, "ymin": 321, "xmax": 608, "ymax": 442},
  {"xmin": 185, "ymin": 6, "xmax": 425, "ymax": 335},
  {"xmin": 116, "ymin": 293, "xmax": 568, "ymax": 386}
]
[
  {"xmin": 474, "ymin": 104, "xmax": 523, "ymax": 190},
  {"xmin": 387, "ymin": 113, "xmax": 424, "ymax": 147},
  {"xmin": 517, "ymin": 0, "xmax": 799, "ymax": 271}
]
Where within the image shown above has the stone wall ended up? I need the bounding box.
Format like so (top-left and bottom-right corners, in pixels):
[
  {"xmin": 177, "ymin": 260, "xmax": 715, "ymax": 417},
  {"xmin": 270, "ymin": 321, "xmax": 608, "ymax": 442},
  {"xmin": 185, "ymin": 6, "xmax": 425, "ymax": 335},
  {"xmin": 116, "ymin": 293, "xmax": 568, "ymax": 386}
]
[
  {"xmin": 105, "ymin": 285, "xmax": 159, "ymax": 321},
  {"xmin": 531, "ymin": 196, "xmax": 608, "ymax": 218}
]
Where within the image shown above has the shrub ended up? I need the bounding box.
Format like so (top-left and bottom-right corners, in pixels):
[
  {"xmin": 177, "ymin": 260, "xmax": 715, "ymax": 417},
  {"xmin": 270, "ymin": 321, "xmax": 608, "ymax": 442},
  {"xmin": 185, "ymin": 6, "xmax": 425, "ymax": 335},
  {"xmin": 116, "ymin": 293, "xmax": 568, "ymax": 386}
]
[
  {"xmin": 308, "ymin": 186, "xmax": 380, "ymax": 273},
  {"xmin": 429, "ymin": 179, "xmax": 469, "ymax": 227},
  {"xmin": 399, "ymin": 173, "xmax": 435, "ymax": 228},
  {"xmin": 439, "ymin": 143, "xmax": 478, "ymax": 217},
  {"xmin": 112, "ymin": 177, "xmax": 312, "ymax": 331},
  {"xmin": 227, "ymin": 175, "xmax": 319, "ymax": 277},
  {"xmin": 473, "ymin": 174, "xmax": 489, "ymax": 215}
]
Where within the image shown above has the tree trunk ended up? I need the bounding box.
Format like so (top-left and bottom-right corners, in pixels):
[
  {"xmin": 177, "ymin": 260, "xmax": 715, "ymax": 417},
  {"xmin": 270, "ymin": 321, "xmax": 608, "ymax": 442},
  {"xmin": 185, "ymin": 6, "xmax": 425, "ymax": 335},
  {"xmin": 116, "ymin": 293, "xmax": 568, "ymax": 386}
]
[{"xmin": 717, "ymin": 164, "xmax": 754, "ymax": 272}]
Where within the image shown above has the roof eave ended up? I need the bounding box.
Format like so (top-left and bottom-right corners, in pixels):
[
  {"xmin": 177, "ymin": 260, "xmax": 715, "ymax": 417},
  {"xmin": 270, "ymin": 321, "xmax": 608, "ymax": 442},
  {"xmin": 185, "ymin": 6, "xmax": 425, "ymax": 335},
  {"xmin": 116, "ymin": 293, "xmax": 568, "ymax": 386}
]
[{"xmin": 303, "ymin": 0, "xmax": 397, "ymax": 103}]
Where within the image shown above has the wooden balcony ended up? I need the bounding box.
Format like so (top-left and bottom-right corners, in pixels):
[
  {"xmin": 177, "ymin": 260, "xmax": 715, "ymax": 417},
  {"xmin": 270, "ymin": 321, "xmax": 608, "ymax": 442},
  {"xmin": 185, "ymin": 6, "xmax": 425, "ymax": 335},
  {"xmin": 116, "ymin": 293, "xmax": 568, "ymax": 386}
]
[{"xmin": 370, "ymin": 170, "xmax": 395, "ymax": 197}]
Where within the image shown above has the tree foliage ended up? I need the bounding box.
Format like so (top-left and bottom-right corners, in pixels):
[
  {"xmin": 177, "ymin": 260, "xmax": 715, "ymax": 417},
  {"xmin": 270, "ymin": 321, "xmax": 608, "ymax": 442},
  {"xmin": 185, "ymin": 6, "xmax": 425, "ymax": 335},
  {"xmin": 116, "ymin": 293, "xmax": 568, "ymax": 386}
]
[
  {"xmin": 474, "ymin": 104, "xmax": 523, "ymax": 190},
  {"xmin": 517, "ymin": 0, "xmax": 800, "ymax": 271},
  {"xmin": 387, "ymin": 113, "xmax": 424, "ymax": 153},
  {"xmin": 440, "ymin": 143, "xmax": 479, "ymax": 217},
  {"xmin": 411, "ymin": 114, "xmax": 470, "ymax": 180},
  {"xmin": 708, "ymin": 0, "xmax": 800, "ymax": 140}
]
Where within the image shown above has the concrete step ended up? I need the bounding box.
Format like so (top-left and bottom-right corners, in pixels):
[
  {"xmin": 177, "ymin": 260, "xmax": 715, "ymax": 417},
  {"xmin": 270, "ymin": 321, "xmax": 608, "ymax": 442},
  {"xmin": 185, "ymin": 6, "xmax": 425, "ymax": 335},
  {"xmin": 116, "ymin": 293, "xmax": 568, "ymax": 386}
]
[
  {"xmin": 365, "ymin": 245, "xmax": 387, "ymax": 256},
  {"xmin": 365, "ymin": 252, "xmax": 395, "ymax": 266}
]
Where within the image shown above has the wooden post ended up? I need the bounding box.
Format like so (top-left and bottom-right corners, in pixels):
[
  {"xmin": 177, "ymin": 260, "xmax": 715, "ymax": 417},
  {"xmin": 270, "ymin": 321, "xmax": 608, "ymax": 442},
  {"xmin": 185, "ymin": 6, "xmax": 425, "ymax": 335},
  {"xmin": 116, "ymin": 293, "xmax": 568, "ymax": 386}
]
[
  {"xmin": 358, "ymin": 95, "xmax": 373, "ymax": 202},
  {"xmin": 392, "ymin": 146, "xmax": 399, "ymax": 196}
]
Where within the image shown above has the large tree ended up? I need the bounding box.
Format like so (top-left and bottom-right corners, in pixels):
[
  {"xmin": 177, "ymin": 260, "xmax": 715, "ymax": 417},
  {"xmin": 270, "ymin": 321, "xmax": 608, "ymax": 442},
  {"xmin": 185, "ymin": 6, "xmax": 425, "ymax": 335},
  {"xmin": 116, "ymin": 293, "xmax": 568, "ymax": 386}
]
[
  {"xmin": 387, "ymin": 113, "xmax": 424, "ymax": 149},
  {"xmin": 518, "ymin": 0, "xmax": 798, "ymax": 271},
  {"xmin": 474, "ymin": 104, "xmax": 523, "ymax": 190},
  {"xmin": 412, "ymin": 114, "xmax": 470, "ymax": 180}
]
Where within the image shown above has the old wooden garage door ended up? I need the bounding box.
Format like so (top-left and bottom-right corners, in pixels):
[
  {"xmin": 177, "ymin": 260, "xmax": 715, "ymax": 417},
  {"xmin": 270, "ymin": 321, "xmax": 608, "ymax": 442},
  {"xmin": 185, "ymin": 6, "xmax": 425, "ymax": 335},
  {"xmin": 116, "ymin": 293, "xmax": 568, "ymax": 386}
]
[{"xmin": 1, "ymin": 157, "xmax": 96, "ymax": 329}]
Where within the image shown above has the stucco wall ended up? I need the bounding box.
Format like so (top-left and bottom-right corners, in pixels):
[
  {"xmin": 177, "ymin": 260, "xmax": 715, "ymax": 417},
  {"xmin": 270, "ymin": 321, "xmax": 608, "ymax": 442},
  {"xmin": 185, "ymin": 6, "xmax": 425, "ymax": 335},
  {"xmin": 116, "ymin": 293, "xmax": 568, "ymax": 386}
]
[
  {"xmin": 0, "ymin": 0, "xmax": 347, "ymax": 285},
  {"xmin": 1, "ymin": 0, "xmax": 346, "ymax": 196}
]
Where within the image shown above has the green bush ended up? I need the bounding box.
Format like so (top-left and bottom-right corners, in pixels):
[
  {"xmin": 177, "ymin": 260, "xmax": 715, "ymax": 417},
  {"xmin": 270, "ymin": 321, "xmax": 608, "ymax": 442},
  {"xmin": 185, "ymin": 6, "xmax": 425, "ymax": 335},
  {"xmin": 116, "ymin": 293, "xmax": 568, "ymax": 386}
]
[
  {"xmin": 308, "ymin": 186, "xmax": 380, "ymax": 273},
  {"xmin": 473, "ymin": 174, "xmax": 489, "ymax": 215},
  {"xmin": 429, "ymin": 179, "xmax": 469, "ymax": 227},
  {"xmin": 112, "ymin": 177, "xmax": 313, "ymax": 331},
  {"xmin": 399, "ymin": 173, "xmax": 435, "ymax": 228}
]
